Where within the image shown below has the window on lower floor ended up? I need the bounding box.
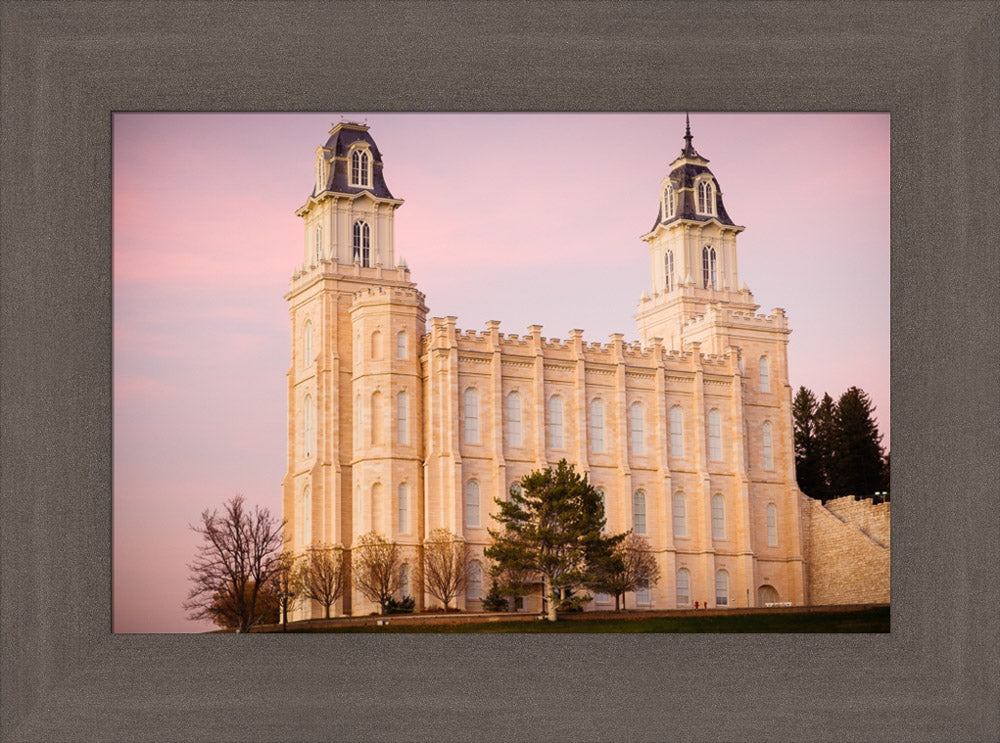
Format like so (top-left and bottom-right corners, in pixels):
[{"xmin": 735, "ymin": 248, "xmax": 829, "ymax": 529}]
[
  {"xmin": 636, "ymin": 579, "xmax": 651, "ymax": 605},
  {"xmin": 766, "ymin": 503, "xmax": 778, "ymax": 547},
  {"xmin": 633, "ymin": 490, "xmax": 647, "ymax": 535},
  {"xmin": 676, "ymin": 568, "xmax": 690, "ymax": 605},
  {"xmin": 715, "ymin": 570, "xmax": 729, "ymax": 606},
  {"xmin": 465, "ymin": 480, "xmax": 480, "ymax": 526},
  {"xmin": 467, "ymin": 562, "xmax": 482, "ymax": 600}
]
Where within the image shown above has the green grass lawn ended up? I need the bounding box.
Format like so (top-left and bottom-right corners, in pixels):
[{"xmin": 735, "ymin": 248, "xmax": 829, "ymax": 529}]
[{"xmin": 286, "ymin": 606, "xmax": 889, "ymax": 633}]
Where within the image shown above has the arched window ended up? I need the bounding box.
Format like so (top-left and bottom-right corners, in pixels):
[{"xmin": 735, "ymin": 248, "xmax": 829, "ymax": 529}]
[
  {"xmin": 633, "ymin": 490, "xmax": 647, "ymax": 535},
  {"xmin": 697, "ymin": 180, "xmax": 715, "ymax": 215},
  {"xmin": 670, "ymin": 405, "xmax": 684, "ymax": 458},
  {"xmin": 636, "ymin": 579, "xmax": 651, "ymax": 605},
  {"xmin": 766, "ymin": 503, "xmax": 778, "ymax": 547},
  {"xmin": 303, "ymin": 319, "xmax": 313, "ymax": 367},
  {"xmin": 506, "ymin": 391, "xmax": 522, "ymax": 448},
  {"xmin": 397, "ymin": 391, "xmax": 408, "ymax": 445},
  {"xmin": 398, "ymin": 482, "xmax": 409, "ymax": 534},
  {"xmin": 371, "ymin": 482, "xmax": 382, "ymax": 534},
  {"xmin": 548, "ymin": 395, "xmax": 564, "ymax": 449},
  {"xmin": 676, "ymin": 568, "xmax": 690, "ymax": 605},
  {"xmin": 711, "ymin": 494, "xmax": 726, "ymax": 540},
  {"xmin": 664, "ymin": 249, "xmax": 675, "ymax": 292},
  {"xmin": 663, "ymin": 183, "xmax": 675, "ymax": 220},
  {"xmin": 396, "ymin": 331, "xmax": 407, "ymax": 359},
  {"xmin": 314, "ymin": 225, "xmax": 322, "ymax": 263},
  {"xmin": 702, "ymin": 245, "xmax": 718, "ymax": 289},
  {"xmin": 589, "ymin": 398, "xmax": 605, "ymax": 453},
  {"xmin": 465, "ymin": 480, "xmax": 480, "ymax": 526},
  {"xmin": 352, "ymin": 220, "xmax": 371, "ymax": 266},
  {"xmin": 672, "ymin": 492, "xmax": 687, "ymax": 538},
  {"xmin": 370, "ymin": 391, "xmax": 382, "ymax": 446},
  {"xmin": 467, "ymin": 562, "xmax": 483, "ymax": 600},
  {"xmin": 629, "ymin": 401, "xmax": 645, "ymax": 455},
  {"xmin": 399, "ymin": 563, "xmax": 410, "ymax": 598},
  {"xmin": 370, "ymin": 330, "xmax": 382, "ymax": 360},
  {"xmin": 762, "ymin": 420, "xmax": 774, "ymax": 470},
  {"xmin": 707, "ymin": 408, "xmax": 723, "ymax": 461},
  {"xmin": 350, "ymin": 148, "xmax": 371, "ymax": 188},
  {"xmin": 303, "ymin": 395, "xmax": 314, "ymax": 458},
  {"xmin": 715, "ymin": 570, "xmax": 729, "ymax": 606},
  {"xmin": 463, "ymin": 388, "xmax": 479, "ymax": 444},
  {"xmin": 300, "ymin": 486, "xmax": 311, "ymax": 549},
  {"xmin": 759, "ymin": 356, "xmax": 771, "ymax": 392}
]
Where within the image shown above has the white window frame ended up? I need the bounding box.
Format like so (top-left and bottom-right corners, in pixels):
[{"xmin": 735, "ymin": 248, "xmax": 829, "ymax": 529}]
[
  {"xmin": 314, "ymin": 224, "xmax": 322, "ymax": 263},
  {"xmin": 349, "ymin": 147, "xmax": 371, "ymax": 188},
  {"xmin": 397, "ymin": 391, "xmax": 408, "ymax": 445},
  {"xmin": 672, "ymin": 492, "xmax": 687, "ymax": 538},
  {"xmin": 664, "ymin": 249, "xmax": 675, "ymax": 292},
  {"xmin": 670, "ymin": 405, "xmax": 684, "ymax": 458},
  {"xmin": 590, "ymin": 398, "xmax": 605, "ymax": 453},
  {"xmin": 633, "ymin": 490, "xmax": 647, "ymax": 535},
  {"xmin": 676, "ymin": 568, "xmax": 690, "ymax": 605},
  {"xmin": 759, "ymin": 355, "xmax": 771, "ymax": 392},
  {"xmin": 465, "ymin": 480, "xmax": 480, "ymax": 526},
  {"xmin": 636, "ymin": 579, "xmax": 651, "ymax": 606},
  {"xmin": 398, "ymin": 482, "xmax": 409, "ymax": 534},
  {"xmin": 711, "ymin": 494, "xmax": 726, "ymax": 540},
  {"xmin": 463, "ymin": 387, "xmax": 480, "ymax": 445},
  {"xmin": 766, "ymin": 503, "xmax": 778, "ymax": 547},
  {"xmin": 548, "ymin": 394, "xmax": 564, "ymax": 449},
  {"xmin": 715, "ymin": 570, "xmax": 729, "ymax": 606},
  {"xmin": 352, "ymin": 220, "xmax": 371, "ymax": 266},
  {"xmin": 702, "ymin": 245, "xmax": 718, "ymax": 289},
  {"xmin": 629, "ymin": 401, "xmax": 645, "ymax": 456},
  {"xmin": 662, "ymin": 183, "xmax": 675, "ymax": 220},
  {"xmin": 707, "ymin": 408, "xmax": 723, "ymax": 461},
  {"xmin": 762, "ymin": 420, "xmax": 774, "ymax": 470},
  {"xmin": 506, "ymin": 391, "xmax": 522, "ymax": 448},
  {"xmin": 466, "ymin": 561, "xmax": 483, "ymax": 600},
  {"xmin": 697, "ymin": 179, "xmax": 716, "ymax": 216}
]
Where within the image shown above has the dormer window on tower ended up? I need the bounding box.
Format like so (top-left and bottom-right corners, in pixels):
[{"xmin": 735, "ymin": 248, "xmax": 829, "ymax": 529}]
[
  {"xmin": 662, "ymin": 183, "xmax": 675, "ymax": 220},
  {"xmin": 697, "ymin": 179, "xmax": 716, "ymax": 216},
  {"xmin": 314, "ymin": 155, "xmax": 328, "ymax": 195},
  {"xmin": 350, "ymin": 147, "xmax": 372, "ymax": 188},
  {"xmin": 353, "ymin": 220, "xmax": 371, "ymax": 266},
  {"xmin": 702, "ymin": 245, "xmax": 718, "ymax": 289}
]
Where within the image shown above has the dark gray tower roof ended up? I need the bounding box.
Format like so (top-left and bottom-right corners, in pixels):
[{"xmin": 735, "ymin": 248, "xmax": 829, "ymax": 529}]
[{"xmin": 313, "ymin": 122, "xmax": 396, "ymax": 200}]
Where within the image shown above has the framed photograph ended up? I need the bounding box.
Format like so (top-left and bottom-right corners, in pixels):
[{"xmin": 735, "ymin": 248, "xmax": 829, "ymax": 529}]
[{"xmin": 2, "ymin": 2, "xmax": 996, "ymax": 740}]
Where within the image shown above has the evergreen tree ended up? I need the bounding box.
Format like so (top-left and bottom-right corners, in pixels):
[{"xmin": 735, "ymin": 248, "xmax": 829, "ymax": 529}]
[
  {"xmin": 485, "ymin": 459, "xmax": 620, "ymax": 621},
  {"xmin": 813, "ymin": 392, "xmax": 838, "ymax": 501},
  {"xmin": 831, "ymin": 387, "xmax": 885, "ymax": 497},
  {"xmin": 792, "ymin": 386, "xmax": 825, "ymax": 498}
]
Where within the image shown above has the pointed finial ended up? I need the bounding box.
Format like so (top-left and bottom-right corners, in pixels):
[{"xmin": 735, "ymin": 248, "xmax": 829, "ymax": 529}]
[{"xmin": 683, "ymin": 112, "xmax": 695, "ymax": 156}]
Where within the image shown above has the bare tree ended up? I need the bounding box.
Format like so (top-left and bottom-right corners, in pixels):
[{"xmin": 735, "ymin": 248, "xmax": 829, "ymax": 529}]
[
  {"xmin": 352, "ymin": 531, "xmax": 401, "ymax": 614},
  {"xmin": 301, "ymin": 544, "xmax": 348, "ymax": 619},
  {"xmin": 271, "ymin": 550, "xmax": 303, "ymax": 631},
  {"xmin": 184, "ymin": 495, "xmax": 284, "ymax": 632},
  {"xmin": 588, "ymin": 533, "xmax": 661, "ymax": 611},
  {"xmin": 423, "ymin": 528, "xmax": 470, "ymax": 611}
]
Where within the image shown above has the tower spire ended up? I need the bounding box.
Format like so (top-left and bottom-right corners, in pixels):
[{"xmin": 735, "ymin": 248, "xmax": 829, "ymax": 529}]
[{"xmin": 683, "ymin": 112, "xmax": 695, "ymax": 157}]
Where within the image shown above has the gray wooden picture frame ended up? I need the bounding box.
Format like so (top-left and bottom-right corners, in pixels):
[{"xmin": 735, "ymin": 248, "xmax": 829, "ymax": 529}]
[{"xmin": 2, "ymin": 1, "xmax": 997, "ymax": 740}]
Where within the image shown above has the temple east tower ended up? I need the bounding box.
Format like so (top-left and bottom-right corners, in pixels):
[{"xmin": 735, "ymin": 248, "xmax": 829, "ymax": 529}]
[{"xmin": 283, "ymin": 122, "xmax": 426, "ymax": 618}]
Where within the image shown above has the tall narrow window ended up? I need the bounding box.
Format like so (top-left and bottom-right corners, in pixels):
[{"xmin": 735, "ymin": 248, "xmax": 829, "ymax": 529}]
[
  {"xmin": 743, "ymin": 420, "xmax": 750, "ymax": 470},
  {"xmin": 399, "ymin": 563, "xmax": 410, "ymax": 598},
  {"xmin": 715, "ymin": 570, "xmax": 729, "ymax": 606},
  {"xmin": 766, "ymin": 503, "xmax": 778, "ymax": 547},
  {"xmin": 304, "ymin": 395, "xmax": 314, "ymax": 458},
  {"xmin": 350, "ymin": 149, "xmax": 370, "ymax": 187},
  {"xmin": 314, "ymin": 225, "xmax": 322, "ymax": 263},
  {"xmin": 300, "ymin": 486, "xmax": 311, "ymax": 549},
  {"xmin": 759, "ymin": 356, "xmax": 771, "ymax": 392},
  {"xmin": 708, "ymin": 408, "xmax": 722, "ymax": 461},
  {"xmin": 467, "ymin": 562, "xmax": 482, "ymax": 600},
  {"xmin": 672, "ymin": 492, "xmax": 687, "ymax": 538},
  {"xmin": 397, "ymin": 391, "xmax": 408, "ymax": 445},
  {"xmin": 636, "ymin": 579, "xmax": 651, "ymax": 605},
  {"xmin": 711, "ymin": 494, "xmax": 726, "ymax": 540},
  {"xmin": 370, "ymin": 330, "xmax": 382, "ymax": 360},
  {"xmin": 548, "ymin": 395, "xmax": 564, "ymax": 449},
  {"xmin": 676, "ymin": 568, "xmax": 690, "ymax": 605},
  {"xmin": 762, "ymin": 420, "xmax": 774, "ymax": 470},
  {"xmin": 465, "ymin": 480, "xmax": 480, "ymax": 526},
  {"xmin": 702, "ymin": 245, "xmax": 718, "ymax": 289},
  {"xmin": 352, "ymin": 220, "xmax": 371, "ymax": 266},
  {"xmin": 506, "ymin": 391, "xmax": 522, "ymax": 448},
  {"xmin": 590, "ymin": 398, "xmax": 605, "ymax": 453},
  {"xmin": 629, "ymin": 401, "xmax": 645, "ymax": 455},
  {"xmin": 664, "ymin": 250, "xmax": 675, "ymax": 292},
  {"xmin": 354, "ymin": 393, "xmax": 361, "ymax": 446},
  {"xmin": 633, "ymin": 490, "xmax": 647, "ymax": 535},
  {"xmin": 463, "ymin": 388, "xmax": 479, "ymax": 444},
  {"xmin": 370, "ymin": 391, "xmax": 382, "ymax": 446},
  {"xmin": 303, "ymin": 320, "xmax": 313, "ymax": 367},
  {"xmin": 670, "ymin": 405, "xmax": 684, "ymax": 458},
  {"xmin": 398, "ymin": 482, "xmax": 409, "ymax": 534},
  {"xmin": 396, "ymin": 330, "xmax": 407, "ymax": 359},
  {"xmin": 663, "ymin": 183, "xmax": 675, "ymax": 219},
  {"xmin": 697, "ymin": 180, "xmax": 715, "ymax": 214}
]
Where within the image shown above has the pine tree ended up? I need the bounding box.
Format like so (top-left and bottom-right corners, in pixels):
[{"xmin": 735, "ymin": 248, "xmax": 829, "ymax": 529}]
[
  {"xmin": 812, "ymin": 393, "xmax": 838, "ymax": 501},
  {"xmin": 831, "ymin": 386, "xmax": 885, "ymax": 497},
  {"xmin": 792, "ymin": 386, "xmax": 825, "ymax": 498}
]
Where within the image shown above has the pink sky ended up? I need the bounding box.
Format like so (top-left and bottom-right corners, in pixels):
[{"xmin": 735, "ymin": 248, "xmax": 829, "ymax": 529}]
[{"xmin": 112, "ymin": 112, "xmax": 889, "ymax": 632}]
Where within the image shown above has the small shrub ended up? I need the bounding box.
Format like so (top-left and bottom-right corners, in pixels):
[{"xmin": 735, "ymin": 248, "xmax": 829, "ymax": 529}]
[
  {"xmin": 384, "ymin": 595, "xmax": 415, "ymax": 614},
  {"xmin": 482, "ymin": 579, "xmax": 509, "ymax": 612}
]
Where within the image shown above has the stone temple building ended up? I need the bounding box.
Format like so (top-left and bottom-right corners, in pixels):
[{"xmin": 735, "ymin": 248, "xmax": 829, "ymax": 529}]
[{"xmin": 282, "ymin": 119, "xmax": 887, "ymax": 618}]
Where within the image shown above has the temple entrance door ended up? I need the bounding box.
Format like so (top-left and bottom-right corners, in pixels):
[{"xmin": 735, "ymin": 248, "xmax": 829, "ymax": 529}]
[{"xmin": 757, "ymin": 584, "xmax": 779, "ymax": 606}]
